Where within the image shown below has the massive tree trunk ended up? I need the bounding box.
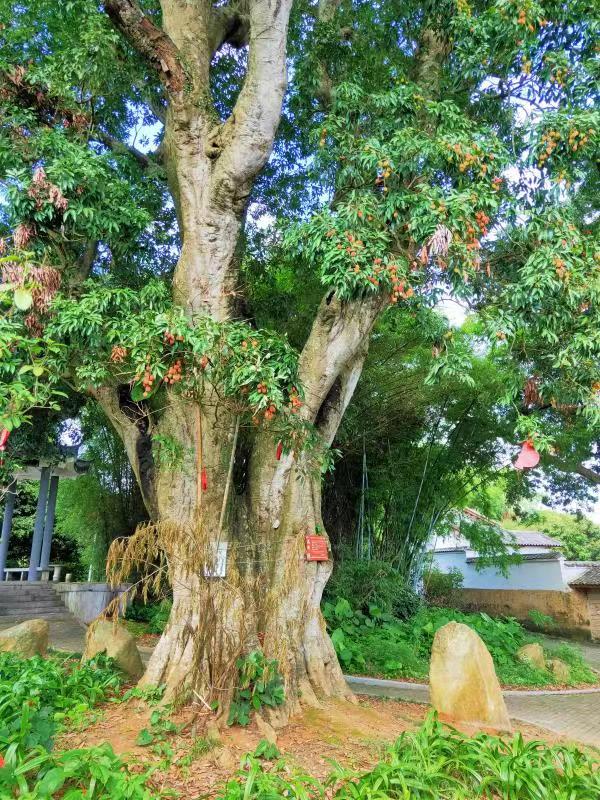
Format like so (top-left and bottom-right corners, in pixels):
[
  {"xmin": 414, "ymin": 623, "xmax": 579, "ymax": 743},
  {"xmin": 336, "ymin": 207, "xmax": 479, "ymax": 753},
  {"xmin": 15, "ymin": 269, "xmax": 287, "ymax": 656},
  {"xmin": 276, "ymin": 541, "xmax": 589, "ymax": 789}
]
[
  {"xmin": 101, "ymin": 0, "xmax": 387, "ymax": 719},
  {"xmin": 139, "ymin": 295, "xmax": 382, "ymax": 716}
]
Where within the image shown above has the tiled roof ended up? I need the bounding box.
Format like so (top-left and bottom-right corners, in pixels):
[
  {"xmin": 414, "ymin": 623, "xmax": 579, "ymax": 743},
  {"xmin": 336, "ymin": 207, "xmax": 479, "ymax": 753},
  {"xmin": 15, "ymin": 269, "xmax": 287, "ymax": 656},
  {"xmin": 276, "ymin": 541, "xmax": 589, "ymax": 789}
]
[
  {"xmin": 504, "ymin": 530, "xmax": 562, "ymax": 548},
  {"xmin": 432, "ymin": 528, "xmax": 561, "ymax": 552},
  {"xmin": 569, "ymin": 565, "xmax": 600, "ymax": 587}
]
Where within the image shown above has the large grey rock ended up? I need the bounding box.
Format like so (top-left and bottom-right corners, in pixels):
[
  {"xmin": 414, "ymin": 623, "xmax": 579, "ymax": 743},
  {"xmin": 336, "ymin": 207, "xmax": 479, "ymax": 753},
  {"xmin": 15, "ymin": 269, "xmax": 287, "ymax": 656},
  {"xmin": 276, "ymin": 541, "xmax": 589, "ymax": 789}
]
[
  {"xmin": 0, "ymin": 619, "xmax": 48, "ymax": 657},
  {"xmin": 430, "ymin": 621, "xmax": 511, "ymax": 732},
  {"xmin": 517, "ymin": 643, "xmax": 546, "ymax": 671},
  {"xmin": 82, "ymin": 620, "xmax": 144, "ymax": 679}
]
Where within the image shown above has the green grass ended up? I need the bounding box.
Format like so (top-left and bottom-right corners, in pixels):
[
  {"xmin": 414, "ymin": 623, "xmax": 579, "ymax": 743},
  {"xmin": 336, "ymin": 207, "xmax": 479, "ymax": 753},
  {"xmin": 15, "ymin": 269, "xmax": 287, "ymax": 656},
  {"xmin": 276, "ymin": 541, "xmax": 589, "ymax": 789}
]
[
  {"xmin": 218, "ymin": 713, "xmax": 600, "ymax": 799},
  {"xmin": 323, "ymin": 599, "xmax": 598, "ymax": 688},
  {"xmin": 1, "ymin": 651, "xmax": 598, "ymax": 798}
]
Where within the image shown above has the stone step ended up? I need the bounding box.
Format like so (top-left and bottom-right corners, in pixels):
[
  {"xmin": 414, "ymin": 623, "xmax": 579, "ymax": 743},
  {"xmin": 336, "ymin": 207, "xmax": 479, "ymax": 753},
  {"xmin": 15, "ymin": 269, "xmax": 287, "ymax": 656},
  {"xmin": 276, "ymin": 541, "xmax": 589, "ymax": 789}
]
[
  {"xmin": 0, "ymin": 613, "xmax": 75, "ymax": 624},
  {"xmin": 0, "ymin": 590, "xmax": 63, "ymax": 603},
  {"xmin": 0, "ymin": 583, "xmax": 78, "ymax": 624},
  {"xmin": 0, "ymin": 587, "xmax": 60, "ymax": 595},
  {"xmin": 0, "ymin": 603, "xmax": 68, "ymax": 612}
]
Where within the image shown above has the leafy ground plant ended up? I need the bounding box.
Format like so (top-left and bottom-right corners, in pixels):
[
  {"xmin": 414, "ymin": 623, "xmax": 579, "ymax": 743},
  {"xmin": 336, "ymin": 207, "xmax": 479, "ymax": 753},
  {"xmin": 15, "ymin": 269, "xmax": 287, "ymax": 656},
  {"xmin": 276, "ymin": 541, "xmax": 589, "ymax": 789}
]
[
  {"xmin": 228, "ymin": 651, "xmax": 285, "ymax": 726},
  {"xmin": 217, "ymin": 714, "xmax": 600, "ymax": 800},
  {"xmin": 0, "ymin": 652, "xmax": 164, "ymax": 798},
  {"xmin": 0, "ymin": 652, "xmax": 121, "ymax": 755},
  {"xmin": 0, "ymin": 741, "xmax": 161, "ymax": 799},
  {"xmin": 323, "ymin": 599, "xmax": 598, "ymax": 688}
]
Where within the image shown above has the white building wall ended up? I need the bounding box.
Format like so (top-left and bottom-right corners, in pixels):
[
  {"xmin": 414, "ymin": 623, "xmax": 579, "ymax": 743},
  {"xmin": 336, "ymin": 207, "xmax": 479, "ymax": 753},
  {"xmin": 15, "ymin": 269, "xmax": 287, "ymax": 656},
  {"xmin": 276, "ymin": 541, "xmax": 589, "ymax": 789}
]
[
  {"xmin": 431, "ymin": 551, "xmax": 568, "ymax": 591},
  {"xmin": 562, "ymin": 562, "xmax": 594, "ymax": 585}
]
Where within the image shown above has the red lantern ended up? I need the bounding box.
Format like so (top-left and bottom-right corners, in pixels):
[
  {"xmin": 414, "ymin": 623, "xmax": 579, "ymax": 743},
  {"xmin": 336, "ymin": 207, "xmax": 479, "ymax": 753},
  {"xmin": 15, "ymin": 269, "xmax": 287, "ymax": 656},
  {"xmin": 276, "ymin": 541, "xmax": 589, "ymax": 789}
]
[
  {"xmin": 276, "ymin": 440, "xmax": 283, "ymax": 461},
  {"xmin": 514, "ymin": 440, "xmax": 540, "ymax": 470},
  {"xmin": 201, "ymin": 467, "xmax": 208, "ymax": 491}
]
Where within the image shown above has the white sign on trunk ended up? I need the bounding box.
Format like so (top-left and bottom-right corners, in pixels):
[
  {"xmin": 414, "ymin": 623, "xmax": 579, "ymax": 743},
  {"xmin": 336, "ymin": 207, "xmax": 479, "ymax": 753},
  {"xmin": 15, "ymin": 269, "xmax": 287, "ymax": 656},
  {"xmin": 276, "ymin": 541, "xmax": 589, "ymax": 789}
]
[{"xmin": 204, "ymin": 541, "xmax": 228, "ymax": 578}]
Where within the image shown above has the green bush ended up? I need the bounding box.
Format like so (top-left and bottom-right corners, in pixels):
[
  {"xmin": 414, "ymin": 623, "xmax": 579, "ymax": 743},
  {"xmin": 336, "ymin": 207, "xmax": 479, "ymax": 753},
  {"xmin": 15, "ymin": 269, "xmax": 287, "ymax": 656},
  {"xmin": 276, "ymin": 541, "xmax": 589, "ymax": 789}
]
[
  {"xmin": 422, "ymin": 567, "xmax": 464, "ymax": 607},
  {"xmin": 0, "ymin": 651, "xmax": 163, "ymax": 798},
  {"xmin": 528, "ymin": 609, "xmax": 557, "ymax": 632},
  {"xmin": 217, "ymin": 713, "xmax": 600, "ymax": 799},
  {"xmin": 228, "ymin": 651, "xmax": 285, "ymax": 726},
  {"xmin": 325, "ymin": 560, "xmax": 421, "ymax": 619},
  {"xmin": 322, "ymin": 600, "xmax": 598, "ymax": 688}
]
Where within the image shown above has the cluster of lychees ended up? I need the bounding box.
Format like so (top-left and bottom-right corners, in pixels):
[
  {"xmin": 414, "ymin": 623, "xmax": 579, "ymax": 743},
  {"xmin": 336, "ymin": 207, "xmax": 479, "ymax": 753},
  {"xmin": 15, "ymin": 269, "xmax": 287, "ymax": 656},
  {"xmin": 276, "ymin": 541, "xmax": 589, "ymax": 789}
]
[
  {"xmin": 163, "ymin": 330, "xmax": 184, "ymax": 346},
  {"xmin": 165, "ymin": 360, "xmax": 183, "ymax": 385},
  {"xmin": 289, "ymin": 388, "xmax": 302, "ymax": 412}
]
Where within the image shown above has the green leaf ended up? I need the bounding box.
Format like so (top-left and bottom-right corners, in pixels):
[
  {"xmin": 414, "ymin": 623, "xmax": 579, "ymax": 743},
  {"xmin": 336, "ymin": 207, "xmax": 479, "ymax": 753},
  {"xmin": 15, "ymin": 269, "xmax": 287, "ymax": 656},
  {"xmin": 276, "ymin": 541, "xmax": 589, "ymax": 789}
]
[
  {"xmin": 135, "ymin": 728, "xmax": 154, "ymax": 746},
  {"xmin": 35, "ymin": 766, "xmax": 66, "ymax": 795}
]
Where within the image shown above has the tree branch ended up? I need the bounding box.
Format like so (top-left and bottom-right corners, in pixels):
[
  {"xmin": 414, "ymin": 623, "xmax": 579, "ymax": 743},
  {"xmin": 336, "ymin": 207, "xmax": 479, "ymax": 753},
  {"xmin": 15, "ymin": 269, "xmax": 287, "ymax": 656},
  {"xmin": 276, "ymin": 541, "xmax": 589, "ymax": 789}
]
[
  {"xmin": 92, "ymin": 130, "xmax": 155, "ymax": 168},
  {"xmin": 90, "ymin": 384, "xmax": 158, "ymax": 519},
  {"xmin": 209, "ymin": 0, "xmax": 293, "ymax": 188},
  {"xmin": 209, "ymin": 2, "xmax": 251, "ymax": 53},
  {"xmin": 104, "ymin": 0, "xmax": 186, "ymax": 93},
  {"xmin": 74, "ymin": 240, "xmax": 99, "ymax": 283},
  {"xmin": 298, "ymin": 292, "xmax": 386, "ymax": 427},
  {"xmin": 575, "ymin": 462, "xmax": 600, "ymax": 485}
]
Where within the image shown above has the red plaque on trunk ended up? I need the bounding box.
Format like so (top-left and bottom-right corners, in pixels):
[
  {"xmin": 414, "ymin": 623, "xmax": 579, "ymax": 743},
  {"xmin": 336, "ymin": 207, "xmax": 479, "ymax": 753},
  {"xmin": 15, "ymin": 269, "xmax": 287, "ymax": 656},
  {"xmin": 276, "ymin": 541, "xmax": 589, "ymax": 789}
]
[{"xmin": 305, "ymin": 535, "xmax": 329, "ymax": 561}]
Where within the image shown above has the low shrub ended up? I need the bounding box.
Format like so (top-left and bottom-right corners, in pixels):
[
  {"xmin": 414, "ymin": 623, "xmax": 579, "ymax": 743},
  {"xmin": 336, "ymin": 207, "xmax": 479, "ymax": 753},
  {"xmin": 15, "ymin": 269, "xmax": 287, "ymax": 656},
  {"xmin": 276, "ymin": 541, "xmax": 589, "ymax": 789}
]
[
  {"xmin": 125, "ymin": 598, "xmax": 172, "ymax": 634},
  {"xmin": 0, "ymin": 651, "xmax": 163, "ymax": 798},
  {"xmin": 0, "ymin": 741, "xmax": 161, "ymax": 798},
  {"xmin": 228, "ymin": 651, "xmax": 285, "ymax": 726},
  {"xmin": 217, "ymin": 713, "xmax": 600, "ymax": 799},
  {"xmin": 528, "ymin": 609, "xmax": 557, "ymax": 632},
  {"xmin": 325, "ymin": 559, "xmax": 421, "ymax": 619},
  {"xmin": 422, "ymin": 567, "xmax": 464, "ymax": 607}
]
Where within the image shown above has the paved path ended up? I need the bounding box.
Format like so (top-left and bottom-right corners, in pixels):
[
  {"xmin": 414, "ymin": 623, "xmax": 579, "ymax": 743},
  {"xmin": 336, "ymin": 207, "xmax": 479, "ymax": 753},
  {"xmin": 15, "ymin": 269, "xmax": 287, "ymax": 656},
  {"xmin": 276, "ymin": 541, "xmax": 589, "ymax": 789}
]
[
  {"xmin": 346, "ymin": 676, "xmax": 600, "ymax": 748},
  {"xmin": 0, "ymin": 617, "xmax": 86, "ymax": 653}
]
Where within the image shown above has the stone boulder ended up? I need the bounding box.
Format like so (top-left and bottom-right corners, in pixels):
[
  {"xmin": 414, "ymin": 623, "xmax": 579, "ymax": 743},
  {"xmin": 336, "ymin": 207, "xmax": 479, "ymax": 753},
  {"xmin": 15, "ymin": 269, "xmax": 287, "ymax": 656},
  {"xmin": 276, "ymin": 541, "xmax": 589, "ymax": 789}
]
[
  {"xmin": 82, "ymin": 620, "xmax": 144, "ymax": 680},
  {"xmin": 0, "ymin": 619, "xmax": 48, "ymax": 657},
  {"xmin": 517, "ymin": 643, "xmax": 546, "ymax": 671},
  {"xmin": 547, "ymin": 658, "xmax": 570, "ymax": 683},
  {"xmin": 430, "ymin": 621, "xmax": 511, "ymax": 732}
]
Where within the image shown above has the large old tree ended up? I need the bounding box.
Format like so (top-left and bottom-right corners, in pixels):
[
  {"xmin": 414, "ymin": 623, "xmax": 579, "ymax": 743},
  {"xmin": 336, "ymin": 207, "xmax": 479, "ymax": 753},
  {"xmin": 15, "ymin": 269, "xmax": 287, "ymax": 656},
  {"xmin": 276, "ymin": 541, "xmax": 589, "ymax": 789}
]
[{"xmin": 0, "ymin": 0, "xmax": 598, "ymax": 717}]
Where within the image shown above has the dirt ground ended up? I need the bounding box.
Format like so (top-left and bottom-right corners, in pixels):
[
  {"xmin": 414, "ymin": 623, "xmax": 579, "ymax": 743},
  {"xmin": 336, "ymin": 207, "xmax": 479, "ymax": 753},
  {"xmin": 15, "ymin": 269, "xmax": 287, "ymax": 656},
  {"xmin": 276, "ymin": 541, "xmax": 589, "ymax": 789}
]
[{"xmin": 58, "ymin": 693, "xmax": 576, "ymax": 798}]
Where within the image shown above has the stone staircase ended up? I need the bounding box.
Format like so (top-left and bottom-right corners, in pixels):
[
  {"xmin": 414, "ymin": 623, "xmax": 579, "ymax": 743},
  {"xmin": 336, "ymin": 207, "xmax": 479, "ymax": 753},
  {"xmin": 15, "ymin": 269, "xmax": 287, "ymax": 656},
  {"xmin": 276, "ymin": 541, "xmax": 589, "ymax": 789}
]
[{"xmin": 0, "ymin": 582, "xmax": 75, "ymax": 624}]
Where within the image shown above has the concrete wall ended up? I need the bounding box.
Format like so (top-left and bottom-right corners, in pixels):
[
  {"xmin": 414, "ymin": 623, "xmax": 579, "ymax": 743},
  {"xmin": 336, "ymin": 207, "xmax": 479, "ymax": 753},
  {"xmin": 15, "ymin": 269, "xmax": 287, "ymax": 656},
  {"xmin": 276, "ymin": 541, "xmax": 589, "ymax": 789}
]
[
  {"xmin": 52, "ymin": 582, "xmax": 129, "ymax": 624},
  {"xmin": 458, "ymin": 587, "xmax": 591, "ymax": 636},
  {"xmin": 431, "ymin": 551, "xmax": 567, "ymax": 591}
]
